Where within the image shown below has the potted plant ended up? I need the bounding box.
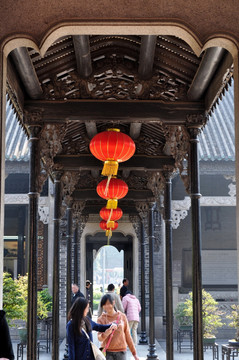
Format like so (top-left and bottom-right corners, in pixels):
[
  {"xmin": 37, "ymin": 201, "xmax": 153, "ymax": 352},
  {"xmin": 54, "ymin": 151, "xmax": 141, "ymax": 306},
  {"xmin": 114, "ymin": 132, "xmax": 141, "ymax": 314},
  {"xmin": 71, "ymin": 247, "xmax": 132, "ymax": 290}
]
[
  {"xmin": 184, "ymin": 289, "xmax": 224, "ymax": 344},
  {"xmin": 174, "ymin": 302, "xmax": 193, "ymax": 330},
  {"xmin": 226, "ymin": 304, "xmax": 239, "ymax": 345},
  {"xmin": 3, "ymin": 272, "xmax": 51, "ymax": 343}
]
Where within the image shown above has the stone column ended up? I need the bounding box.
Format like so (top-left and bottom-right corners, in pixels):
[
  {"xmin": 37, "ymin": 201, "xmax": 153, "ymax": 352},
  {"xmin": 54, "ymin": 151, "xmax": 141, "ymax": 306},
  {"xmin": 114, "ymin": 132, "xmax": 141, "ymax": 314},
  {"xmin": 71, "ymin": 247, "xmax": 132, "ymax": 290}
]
[
  {"xmin": 147, "ymin": 201, "xmax": 158, "ymax": 360},
  {"xmin": 163, "ymin": 169, "xmax": 174, "ymax": 360},
  {"xmin": 25, "ymin": 114, "xmax": 43, "ymax": 360},
  {"xmin": 52, "ymin": 171, "xmax": 63, "ymax": 360},
  {"xmin": 17, "ymin": 207, "xmax": 25, "ymax": 276},
  {"xmin": 66, "ymin": 204, "xmax": 73, "ymax": 316},
  {"xmin": 0, "ymin": 50, "xmax": 7, "ymax": 308},
  {"xmin": 187, "ymin": 115, "xmax": 206, "ymax": 360},
  {"xmin": 73, "ymin": 224, "xmax": 79, "ymax": 285},
  {"xmin": 139, "ymin": 220, "xmax": 148, "ymax": 344}
]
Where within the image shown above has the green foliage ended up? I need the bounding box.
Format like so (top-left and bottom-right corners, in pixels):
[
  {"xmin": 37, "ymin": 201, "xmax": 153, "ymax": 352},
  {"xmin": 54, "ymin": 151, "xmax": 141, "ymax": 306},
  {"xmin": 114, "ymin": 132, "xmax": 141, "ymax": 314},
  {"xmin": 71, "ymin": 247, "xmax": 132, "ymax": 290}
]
[
  {"xmin": 226, "ymin": 304, "xmax": 239, "ymax": 341},
  {"xmin": 93, "ymin": 299, "xmax": 100, "ymax": 311},
  {"xmin": 93, "ymin": 290, "xmax": 103, "ymax": 300},
  {"xmin": 3, "ymin": 272, "xmax": 51, "ymax": 325},
  {"xmin": 38, "ymin": 288, "xmax": 53, "ymax": 312},
  {"xmin": 3, "ymin": 272, "xmax": 25, "ymax": 325},
  {"xmin": 183, "ymin": 289, "xmax": 225, "ymax": 338},
  {"xmin": 174, "ymin": 302, "xmax": 193, "ymax": 326}
]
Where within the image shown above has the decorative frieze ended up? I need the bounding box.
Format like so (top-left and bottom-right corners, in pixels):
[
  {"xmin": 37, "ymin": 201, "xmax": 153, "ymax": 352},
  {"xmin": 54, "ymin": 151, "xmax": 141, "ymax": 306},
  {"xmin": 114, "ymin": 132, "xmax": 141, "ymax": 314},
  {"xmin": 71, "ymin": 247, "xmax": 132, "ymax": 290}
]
[
  {"xmin": 171, "ymin": 209, "xmax": 188, "ymax": 229},
  {"xmin": 38, "ymin": 206, "xmax": 49, "ymax": 224}
]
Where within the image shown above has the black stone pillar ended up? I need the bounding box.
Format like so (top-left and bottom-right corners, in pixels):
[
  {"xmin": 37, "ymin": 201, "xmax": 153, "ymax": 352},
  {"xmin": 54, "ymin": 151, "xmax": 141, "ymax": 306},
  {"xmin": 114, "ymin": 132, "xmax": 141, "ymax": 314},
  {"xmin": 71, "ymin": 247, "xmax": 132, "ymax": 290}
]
[
  {"xmin": 189, "ymin": 126, "xmax": 203, "ymax": 360},
  {"xmin": 17, "ymin": 207, "xmax": 25, "ymax": 276},
  {"xmin": 164, "ymin": 171, "xmax": 174, "ymax": 360},
  {"xmin": 147, "ymin": 202, "xmax": 158, "ymax": 360},
  {"xmin": 139, "ymin": 220, "xmax": 148, "ymax": 344},
  {"xmin": 27, "ymin": 124, "xmax": 42, "ymax": 360},
  {"xmin": 66, "ymin": 205, "xmax": 73, "ymax": 315},
  {"xmin": 52, "ymin": 171, "xmax": 62, "ymax": 360},
  {"xmin": 73, "ymin": 224, "xmax": 79, "ymax": 285}
]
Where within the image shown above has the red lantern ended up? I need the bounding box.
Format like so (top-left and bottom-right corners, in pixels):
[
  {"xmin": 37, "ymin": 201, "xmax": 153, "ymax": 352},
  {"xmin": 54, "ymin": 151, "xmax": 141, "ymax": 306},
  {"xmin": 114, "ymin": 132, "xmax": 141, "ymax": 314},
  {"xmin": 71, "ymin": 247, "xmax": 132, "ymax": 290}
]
[
  {"xmin": 100, "ymin": 207, "xmax": 123, "ymax": 227},
  {"xmin": 90, "ymin": 128, "xmax": 135, "ymax": 177},
  {"xmin": 99, "ymin": 220, "xmax": 119, "ymax": 240},
  {"xmin": 99, "ymin": 220, "xmax": 119, "ymax": 231},
  {"xmin": 97, "ymin": 178, "xmax": 128, "ymax": 209},
  {"xmin": 100, "ymin": 207, "xmax": 123, "ymax": 221}
]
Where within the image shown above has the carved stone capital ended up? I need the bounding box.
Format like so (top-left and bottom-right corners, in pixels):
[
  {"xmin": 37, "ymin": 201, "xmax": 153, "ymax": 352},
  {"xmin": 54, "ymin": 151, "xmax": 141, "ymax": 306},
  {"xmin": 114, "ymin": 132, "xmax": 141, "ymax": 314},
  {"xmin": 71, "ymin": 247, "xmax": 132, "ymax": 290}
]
[
  {"xmin": 61, "ymin": 171, "xmax": 80, "ymax": 207},
  {"xmin": 186, "ymin": 113, "xmax": 208, "ymax": 129},
  {"xmin": 147, "ymin": 172, "xmax": 164, "ymax": 200},
  {"xmin": 24, "ymin": 108, "xmax": 44, "ymax": 126},
  {"xmin": 135, "ymin": 202, "xmax": 149, "ymax": 223},
  {"xmin": 129, "ymin": 215, "xmax": 141, "ymax": 237},
  {"xmin": 40, "ymin": 124, "xmax": 67, "ymax": 173},
  {"xmin": 72, "ymin": 201, "xmax": 86, "ymax": 224}
]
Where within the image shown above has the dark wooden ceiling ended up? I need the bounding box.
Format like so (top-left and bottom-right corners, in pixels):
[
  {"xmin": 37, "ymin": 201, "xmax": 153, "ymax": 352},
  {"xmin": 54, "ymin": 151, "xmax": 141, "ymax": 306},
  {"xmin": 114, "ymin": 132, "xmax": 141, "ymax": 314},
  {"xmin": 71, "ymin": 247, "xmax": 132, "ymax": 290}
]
[{"xmin": 7, "ymin": 33, "xmax": 232, "ymax": 212}]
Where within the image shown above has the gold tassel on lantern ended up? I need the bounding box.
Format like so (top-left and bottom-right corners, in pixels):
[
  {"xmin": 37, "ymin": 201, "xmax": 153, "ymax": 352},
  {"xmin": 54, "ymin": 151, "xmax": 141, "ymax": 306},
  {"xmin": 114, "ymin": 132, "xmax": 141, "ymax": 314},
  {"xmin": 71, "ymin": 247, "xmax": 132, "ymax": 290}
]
[
  {"xmin": 106, "ymin": 199, "xmax": 118, "ymax": 209},
  {"xmin": 107, "ymin": 220, "xmax": 115, "ymax": 228},
  {"xmin": 106, "ymin": 229, "xmax": 112, "ymax": 245},
  {"xmin": 102, "ymin": 160, "xmax": 119, "ymax": 177}
]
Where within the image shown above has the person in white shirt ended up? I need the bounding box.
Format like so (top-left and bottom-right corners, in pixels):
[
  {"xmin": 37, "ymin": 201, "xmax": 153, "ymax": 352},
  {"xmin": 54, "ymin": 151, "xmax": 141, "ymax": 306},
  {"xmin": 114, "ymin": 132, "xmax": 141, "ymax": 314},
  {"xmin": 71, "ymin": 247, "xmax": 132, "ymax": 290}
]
[{"xmin": 98, "ymin": 283, "xmax": 124, "ymax": 316}]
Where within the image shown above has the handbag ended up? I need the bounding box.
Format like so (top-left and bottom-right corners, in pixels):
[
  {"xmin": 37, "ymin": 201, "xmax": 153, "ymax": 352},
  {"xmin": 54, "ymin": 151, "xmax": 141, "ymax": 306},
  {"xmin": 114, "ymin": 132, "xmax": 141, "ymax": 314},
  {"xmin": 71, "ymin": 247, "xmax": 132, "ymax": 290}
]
[
  {"xmin": 82, "ymin": 328, "xmax": 106, "ymax": 360},
  {"xmin": 101, "ymin": 314, "xmax": 121, "ymax": 356}
]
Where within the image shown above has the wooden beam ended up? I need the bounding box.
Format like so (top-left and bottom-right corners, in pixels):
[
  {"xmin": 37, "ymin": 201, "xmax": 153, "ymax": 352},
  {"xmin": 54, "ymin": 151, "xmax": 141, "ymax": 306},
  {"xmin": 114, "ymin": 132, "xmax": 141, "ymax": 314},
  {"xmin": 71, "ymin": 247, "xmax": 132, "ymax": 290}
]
[
  {"xmin": 205, "ymin": 52, "xmax": 233, "ymax": 112},
  {"xmin": 85, "ymin": 120, "xmax": 97, "ymax": 139},
  {"xmin": 187, "ymin": 48, "xmax": 226, "ymax": 101},
  {"xmin": 54, "ymin": 154, "xmax": 175, "ymax": 171},
  {"xmin": 130, "ymin": 122, "xmax": 142, "ymax": 139},
  {"xmin": 138, "ymin": 35, "xmax": 157, "ymax": 80},
  {"xmin": 7, "ymin": 58, "xmax": 25, "ymax": 112},
  {"xmin": 10, "ymin": 47, "xmax": 43, "ymax": 99},
  {"xmin": 25, "ymin": 100, "xmax": 205, "ymax": 124},
  {"xmin": 73, "ymin": 35, "xmax": 92, "ymax": 78}
]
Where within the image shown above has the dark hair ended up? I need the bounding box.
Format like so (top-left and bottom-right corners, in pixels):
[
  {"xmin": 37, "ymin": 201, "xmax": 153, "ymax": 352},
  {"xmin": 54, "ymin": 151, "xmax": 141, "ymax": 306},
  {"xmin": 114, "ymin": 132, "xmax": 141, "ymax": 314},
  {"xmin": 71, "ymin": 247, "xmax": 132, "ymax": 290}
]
[
  {"xmin": 123, "ymin": 278, "xmax": 128, "ymax": 284},
  {"xmin": 68, "ymin": 297, "xmax": 91, "ymax": 336},
  {"xmin": 100, "ymin": 294, "xmax": 114, "ymax": 307},
  {"xmin": 107, "ymin": 283, "xmax": 115, "ymax": 291},
  {"xmin": 125, "ymin": 290, "xmax": 132, "ymax": 295}
]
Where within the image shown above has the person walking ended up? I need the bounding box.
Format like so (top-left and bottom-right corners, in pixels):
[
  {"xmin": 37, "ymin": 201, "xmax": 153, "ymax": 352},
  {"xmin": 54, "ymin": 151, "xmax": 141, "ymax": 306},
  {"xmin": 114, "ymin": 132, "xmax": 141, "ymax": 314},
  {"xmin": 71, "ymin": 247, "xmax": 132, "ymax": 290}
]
[
  {"xmin": 120, "ymin": 278, "xmax": 129, "ymax": 300},
  {"xmin": 97, "ymin": 294, "xmax": 139, "ymax": 360},
  {"xmin": 71, "ymin": 283, "xmax": 84, "ymax": 305},
  {"xmin": 122, "ymin": 291, "xmax": 141, "ymax": 346},
  {"xmin": 98, "ymin": 284, "xmax": 124, "ymax": 317},
  {"xmin": 67, "ymin": 297, "xmax": 117, "ymax": 360},
  {"xmin": 0, "ymin": 310, "xmax": 14, "ymax": 360}
]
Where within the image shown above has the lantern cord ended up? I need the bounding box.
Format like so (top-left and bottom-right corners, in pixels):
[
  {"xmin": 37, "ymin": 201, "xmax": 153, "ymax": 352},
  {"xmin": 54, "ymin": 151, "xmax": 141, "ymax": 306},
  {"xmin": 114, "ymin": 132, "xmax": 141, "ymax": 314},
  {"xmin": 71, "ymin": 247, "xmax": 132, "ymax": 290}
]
[
  {"xmin": 106, "ymin": 208, "xmax": 113, "ymax": 224},
  {"xmin": 104, "ymin": 175, "xmax": 112, "ymax": 197}
]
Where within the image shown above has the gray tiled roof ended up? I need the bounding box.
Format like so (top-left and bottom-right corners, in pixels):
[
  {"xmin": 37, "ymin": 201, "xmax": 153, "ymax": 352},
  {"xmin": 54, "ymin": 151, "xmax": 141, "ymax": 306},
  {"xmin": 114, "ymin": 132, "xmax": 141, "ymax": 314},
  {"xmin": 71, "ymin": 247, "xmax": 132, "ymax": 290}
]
[
  {"xmin": 5, "ymin": 81, "xmax": 235, "ymax": 163},
  {"xmin": 5, "ymin": 98, "xmax": 29, "ymax": 162},
  {"xmin": 199, "ymin": 80, "xmax": 235, "ymax": 161}
]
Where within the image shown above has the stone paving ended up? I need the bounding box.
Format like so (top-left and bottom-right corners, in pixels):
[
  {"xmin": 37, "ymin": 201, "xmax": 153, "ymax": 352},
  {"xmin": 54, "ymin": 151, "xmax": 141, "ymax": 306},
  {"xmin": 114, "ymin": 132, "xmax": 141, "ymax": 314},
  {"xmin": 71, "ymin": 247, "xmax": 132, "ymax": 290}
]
[{"xmin": 11, "ymin": 338, "xmax": 230, "ymax": 360}]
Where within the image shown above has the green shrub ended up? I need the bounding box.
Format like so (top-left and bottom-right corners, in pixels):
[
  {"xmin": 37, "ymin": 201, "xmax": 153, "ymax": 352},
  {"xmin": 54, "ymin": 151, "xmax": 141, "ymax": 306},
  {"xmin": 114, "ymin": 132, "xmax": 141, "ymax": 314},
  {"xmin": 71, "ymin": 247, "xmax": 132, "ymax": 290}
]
[{"xmin": 38, "ymin": 288, "xmax": 53, "ymax": 312}]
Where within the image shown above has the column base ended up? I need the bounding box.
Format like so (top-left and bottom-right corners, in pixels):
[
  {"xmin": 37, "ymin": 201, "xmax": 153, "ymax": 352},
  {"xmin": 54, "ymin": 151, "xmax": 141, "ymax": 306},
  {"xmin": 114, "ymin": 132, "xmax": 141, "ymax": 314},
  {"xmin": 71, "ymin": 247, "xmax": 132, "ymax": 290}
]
[
  {"xmin": 147, "ymin": 344, "xmax": 159, "ymax": 359},
  {"xmin": 139, "ymin": 331, "xmax": 148, "ymax": 344},
  {"xmin": 62, "ymin": 343, "xmax": 68, "ymax": 359}
]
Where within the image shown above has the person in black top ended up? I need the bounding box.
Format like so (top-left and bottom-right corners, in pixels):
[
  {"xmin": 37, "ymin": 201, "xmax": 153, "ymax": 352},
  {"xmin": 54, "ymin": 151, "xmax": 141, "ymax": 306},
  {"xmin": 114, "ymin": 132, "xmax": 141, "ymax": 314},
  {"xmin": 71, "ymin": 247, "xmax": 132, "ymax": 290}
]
[
  {"xmin": 0, "ymin": 310, "xmax": 14, "ymax": 360},
  {"xmin": 71, "ymin": 284, "xmax": 84, "ymax": 305},
  {"xmin": 85, "ymin": 280, "xmax": 92, "ymax": 318},
  {"xmin": 120, "ymin": 278, "xmax": 129, "ymax": 300}
]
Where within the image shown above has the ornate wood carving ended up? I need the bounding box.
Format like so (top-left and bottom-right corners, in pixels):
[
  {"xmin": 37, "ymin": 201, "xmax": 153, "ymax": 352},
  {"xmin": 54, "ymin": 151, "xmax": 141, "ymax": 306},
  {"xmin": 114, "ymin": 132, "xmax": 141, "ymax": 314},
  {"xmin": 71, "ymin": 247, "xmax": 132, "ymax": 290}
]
[
  {"xmin": 135, "ymin": 134, "xmax": 164, "ymax": 156},
  {"xmin": 147, "ymin": 172, "xmax": 164, "ymax": 202},
  {"xmin": 61, "ymin": 171, "xmax": 80, "ymax": 209},
  {"xmin": 126, "ymin": 173, "xmax": 149, "ymax": 190},
  {"xmin": 72, "ymin": 201, "xmax": 86, "ymax": 228},
  {"xmin": 40, "ymin": 124, "xmax": 67, "ymax": 173},
  {"xmin": 41, "ymin": 54, "xmax": 189, "ymax": 102}
]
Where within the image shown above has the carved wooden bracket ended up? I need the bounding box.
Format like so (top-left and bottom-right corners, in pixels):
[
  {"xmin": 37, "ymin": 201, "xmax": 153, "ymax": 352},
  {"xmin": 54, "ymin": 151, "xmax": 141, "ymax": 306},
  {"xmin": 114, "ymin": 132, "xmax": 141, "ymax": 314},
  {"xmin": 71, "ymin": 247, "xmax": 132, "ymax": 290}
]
[
  {"xmin": 61, "ymin": 171, "xmax": 80, "ymax": 209},
  {"xmin": 72, "ymin": 201, "xmax": 86, "ymax": 227},
  {"xmin": 147, "ymin": 172, "xmax": 164, "ymax": 201},
  {"xmin": 40, "ymin": 123, "xmax": 67, "ymax": 173}
]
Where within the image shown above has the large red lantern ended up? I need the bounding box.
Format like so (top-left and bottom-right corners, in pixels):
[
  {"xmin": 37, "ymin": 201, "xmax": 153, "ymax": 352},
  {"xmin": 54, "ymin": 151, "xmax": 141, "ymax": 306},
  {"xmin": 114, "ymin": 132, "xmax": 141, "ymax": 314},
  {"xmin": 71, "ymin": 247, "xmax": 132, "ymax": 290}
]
[
  {"xmin": 97, "ymin": 178, "xmax": 128, "ymax": 209},
  {"xmin": 90, "ymin": 128, "xmax": 135, "ymax": 177},
  {"xmin": 100, "ymin": 207, "xmax": 123, "ymax": 227}
]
